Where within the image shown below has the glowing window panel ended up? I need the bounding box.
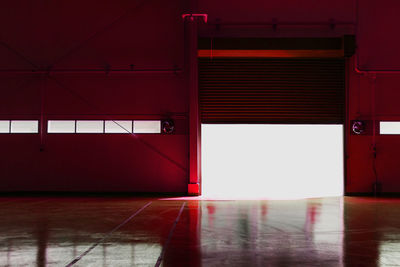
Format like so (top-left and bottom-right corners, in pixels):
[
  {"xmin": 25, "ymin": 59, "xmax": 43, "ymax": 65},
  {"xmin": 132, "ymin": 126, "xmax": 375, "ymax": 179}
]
[
  {"xmin": 380, "ymin": 121, "xmax": 400, "ymax": 135},
  {"xmin": 201, "ymin": 124, "xmax": 344, "ymax": 199},
  {"xmin": 10, "ymin": 120, "xmax": 38, "ymax": 133},
  {"xmin": 133, "ymin": 120, "xmax": 160, "ymax": 133},
  {"xmin": 105, "ymin": 120, "xmax": 132, "ymax": 133},
  {"xmin": 0, "ymin": 120, "xmax": 10, "ymax": 133},
  {"xmin": 76, "ymin": 120, "xmax": 104, "ymax": 133},
  {"xmin": 48, "ymin": 120, "xmax": 75, "ymax": 133}
]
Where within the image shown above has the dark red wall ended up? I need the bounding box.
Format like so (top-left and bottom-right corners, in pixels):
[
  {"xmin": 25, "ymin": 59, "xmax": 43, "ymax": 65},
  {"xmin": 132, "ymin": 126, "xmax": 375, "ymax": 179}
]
[
  {"xmin": 1, "ymin": 0, "xmax": 399, "ymax": 193},
  {"xmin": 0, "ymin": 0, "xmax": 189, "ymax": 192},
  {"xmin": 347, "ymin": 0, "xmax": 400, "ymax": 193}
]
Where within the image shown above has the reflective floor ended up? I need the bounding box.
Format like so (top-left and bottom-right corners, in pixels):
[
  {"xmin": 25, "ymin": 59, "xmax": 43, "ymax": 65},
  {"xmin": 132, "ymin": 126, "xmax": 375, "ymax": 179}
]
[{"xmin": 0, "ymin": 196, "xmax": 399, "ymax": 266}]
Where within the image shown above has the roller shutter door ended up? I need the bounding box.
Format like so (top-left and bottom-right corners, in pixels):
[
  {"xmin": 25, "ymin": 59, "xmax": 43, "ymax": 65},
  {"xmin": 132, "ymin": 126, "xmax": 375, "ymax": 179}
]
[{"xmin": 199, "ymin": 58, "xmax": 345, "ymax": 124}]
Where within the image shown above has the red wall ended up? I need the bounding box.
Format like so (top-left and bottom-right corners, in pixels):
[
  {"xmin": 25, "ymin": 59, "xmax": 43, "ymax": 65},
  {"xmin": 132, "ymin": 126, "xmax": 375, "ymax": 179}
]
[
  {"xmin": 347, "ymin": 0, "xmax": 400, "ymax": 193},
  {"xmin": 1, "ymin": 0, "xmax": 400, "ymax": 193},
  {"xmin": 0, "ymin": 0, "xmax": 189, "ymax": 192}
]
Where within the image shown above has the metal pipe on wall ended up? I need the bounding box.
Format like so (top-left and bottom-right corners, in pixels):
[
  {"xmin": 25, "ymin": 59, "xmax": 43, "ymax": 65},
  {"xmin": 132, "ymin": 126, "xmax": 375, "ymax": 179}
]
[
  {"xmin": 187, "ymin": 15, "xmax": 201, "ymax": 195},
  {"xmin": 0, "ymin": 68, "xmax": 183, "ymax": 75},
  {"xmin": 185, "ymin": 0, "xmax": 208, "ymax": 196},
  {"xmin": 206, "ymin": 21, "xmax": 354, "ymax": 27}
]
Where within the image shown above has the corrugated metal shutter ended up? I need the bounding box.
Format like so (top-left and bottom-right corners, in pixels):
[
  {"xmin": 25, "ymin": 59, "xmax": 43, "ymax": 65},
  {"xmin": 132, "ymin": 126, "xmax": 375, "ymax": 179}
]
[{"xmin": 199, "ymin": 58, "xmax": 345, "ymax": 124}]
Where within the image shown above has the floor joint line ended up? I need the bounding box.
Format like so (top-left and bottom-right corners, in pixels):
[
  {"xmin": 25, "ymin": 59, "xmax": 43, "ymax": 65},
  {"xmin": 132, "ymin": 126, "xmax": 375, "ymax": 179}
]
[
  {"xmin": 155, "ymin": 202, "xmax": 186, "ymax": 267},
  {"xmin": 65, "ymin": 201, "xmax": 152, "ymax": 267}
]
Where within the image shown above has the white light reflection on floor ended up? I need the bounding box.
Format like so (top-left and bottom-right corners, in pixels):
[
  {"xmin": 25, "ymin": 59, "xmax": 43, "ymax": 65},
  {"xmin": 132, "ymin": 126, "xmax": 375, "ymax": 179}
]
[
  {"xmin": 379, "ymin": 235, "xmax": 400, "ymax": 266},
  {"xmin": 201, "ymin": 124, "xmax": 344, "ymax": 199},
  {"xmin": 0, "ymin": 241, "xmax": 161, "ymax": 266},
  {"xmin": 200, "ymin": 198, "xmax": 344, "ymax": 266}
]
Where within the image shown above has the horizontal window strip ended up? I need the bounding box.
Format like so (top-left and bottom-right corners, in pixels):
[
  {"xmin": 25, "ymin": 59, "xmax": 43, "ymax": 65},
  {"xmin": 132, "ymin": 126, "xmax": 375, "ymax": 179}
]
[
  {"xmin": 10, "ymin": 120, "xmax": 39, "ymax": 133},
  {"xmin": 380, "ymin": 121, "xmax": 400, "ymax": 135},
  {"xmin": 48, "ymin": 120, "xmax": 75, "ymax": 133},
  {"xmin": 133, "ymin": 120, "xmax": 161, "ymax": 133},
  {"xmin": 0, "ymin": 120, "xmax": 10, "ymax": 133},
  {"xmin": 105, "ymin": 120, "xmax": 132, "ymax": 133},
  {"xmin": 76, "ymin": 120, "xmax": 104, "ymax": 133},
  {"xmin": 0, "ymin": 120, "xmax": 163, "ymax": 134},
  {"xmin": 46, "ymin": 120, "xmax": 161, "ymax": 134}
]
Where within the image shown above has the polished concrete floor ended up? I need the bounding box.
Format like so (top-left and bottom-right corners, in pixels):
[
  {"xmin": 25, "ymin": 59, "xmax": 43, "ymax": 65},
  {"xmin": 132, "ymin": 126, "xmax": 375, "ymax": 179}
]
[{"xmin": 0, "ymin": 196, "xmax": 399, "ymax": 266}]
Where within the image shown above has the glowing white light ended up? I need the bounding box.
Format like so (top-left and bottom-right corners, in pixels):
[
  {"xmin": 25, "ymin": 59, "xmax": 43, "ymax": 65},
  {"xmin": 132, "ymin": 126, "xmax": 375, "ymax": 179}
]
[
  {"xmin": 105, "ymin": 120, "xmax": 132, "ymax": 133},
  {"xmin": 380, "ymin": 121, "xmax": 400, "ymax": 134},
  {"xmin": 76, "ymin": 120, "xmax": 104, "ymax": 133},
  {"xmin": 133, "ymin": 121, "xmax": 160, "ymax": 133},
  {"xmin": 201, "ymin": 124, "xmax": 344, "ymax": 199},
  {"xmin": 10, "ymin": 120, "xmax": 38, "ymax": 133},
  {"xmin": 48, "ymin": 120, "xmax": 75, "ymax": 133},
  {"xmin": 0, "ymin": 120, "xmax": 10, "ymax": 133}
]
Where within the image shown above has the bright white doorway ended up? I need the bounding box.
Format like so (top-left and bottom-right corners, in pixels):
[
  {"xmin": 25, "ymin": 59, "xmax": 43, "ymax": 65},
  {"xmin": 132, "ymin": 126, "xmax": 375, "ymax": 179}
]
[{"xmin": 201, "ymin": 124, "xmax": 344, "ymax": 199}]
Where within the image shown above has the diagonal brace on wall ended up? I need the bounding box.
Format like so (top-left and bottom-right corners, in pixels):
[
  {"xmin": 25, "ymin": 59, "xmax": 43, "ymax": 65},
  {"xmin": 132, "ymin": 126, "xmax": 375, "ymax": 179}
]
[
  {"xmin": 0, "ymin": 41, "xmax": 40, "ymax": 70},
  {"xmin": 49, "ymin": 76, "xmax": 188, "ymax": 173}
]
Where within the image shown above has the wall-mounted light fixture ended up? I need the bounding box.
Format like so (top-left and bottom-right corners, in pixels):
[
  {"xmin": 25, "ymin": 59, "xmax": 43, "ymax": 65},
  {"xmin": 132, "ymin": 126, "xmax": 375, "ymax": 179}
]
[
  {"xmin": 351, "ymin": 120, "xmax": 366, "ymax": 135},
  {"xmin": 161, "ymin": 119, "xmax": 175, "ymax": 134}
]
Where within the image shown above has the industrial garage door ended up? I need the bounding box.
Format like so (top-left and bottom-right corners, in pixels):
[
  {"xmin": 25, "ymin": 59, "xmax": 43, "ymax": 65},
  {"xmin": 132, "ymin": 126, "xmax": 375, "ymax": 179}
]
[
  {"xmin": 199, "ymin": 58, "xmax": 345, "ymax": 124},
  {"xmin": 199, "ymin": 55, "xmax": 345, "ymax": 199}
]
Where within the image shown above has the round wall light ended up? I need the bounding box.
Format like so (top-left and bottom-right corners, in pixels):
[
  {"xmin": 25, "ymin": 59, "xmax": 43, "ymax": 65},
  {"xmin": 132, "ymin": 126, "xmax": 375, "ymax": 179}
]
[
  {"xmin": 161, "ymin": 119, "xmax": 175, "ymax": 134},
  {"xmin": 352, "ymin": 120, "xmax": 365, "ymax": 135}
]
